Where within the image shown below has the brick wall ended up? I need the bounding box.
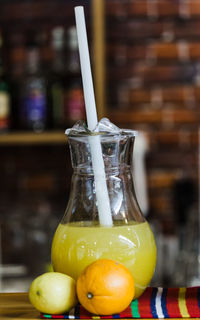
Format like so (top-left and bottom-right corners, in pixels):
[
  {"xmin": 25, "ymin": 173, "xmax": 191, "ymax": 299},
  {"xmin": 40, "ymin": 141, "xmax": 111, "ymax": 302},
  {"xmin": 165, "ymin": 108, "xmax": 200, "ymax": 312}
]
[{"xmin": 105, "ymin": 0, "xmax": 200, "ymax": 233}]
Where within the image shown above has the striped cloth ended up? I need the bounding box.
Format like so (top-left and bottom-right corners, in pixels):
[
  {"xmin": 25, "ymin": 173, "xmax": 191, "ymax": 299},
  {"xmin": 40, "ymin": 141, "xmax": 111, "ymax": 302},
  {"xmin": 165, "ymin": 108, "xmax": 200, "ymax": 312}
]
[{"xmin": 41, "ymin": 287, "xmax": 200, "ymax": 319}]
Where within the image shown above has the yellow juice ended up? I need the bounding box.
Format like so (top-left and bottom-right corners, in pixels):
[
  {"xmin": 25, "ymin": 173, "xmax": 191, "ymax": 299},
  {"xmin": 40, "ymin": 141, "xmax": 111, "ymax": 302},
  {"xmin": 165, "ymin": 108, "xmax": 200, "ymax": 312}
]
[{"xmin": 51, "ymin": 221, "xmax": 157, "ymax": 298}]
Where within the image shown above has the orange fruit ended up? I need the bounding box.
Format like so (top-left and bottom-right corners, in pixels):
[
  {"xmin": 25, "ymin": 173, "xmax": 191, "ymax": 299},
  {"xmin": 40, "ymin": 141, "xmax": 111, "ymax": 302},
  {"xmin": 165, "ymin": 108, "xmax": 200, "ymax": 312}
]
[{"xmin": 76, "ymin": 259, "xmax": 135, "ymax": 315}]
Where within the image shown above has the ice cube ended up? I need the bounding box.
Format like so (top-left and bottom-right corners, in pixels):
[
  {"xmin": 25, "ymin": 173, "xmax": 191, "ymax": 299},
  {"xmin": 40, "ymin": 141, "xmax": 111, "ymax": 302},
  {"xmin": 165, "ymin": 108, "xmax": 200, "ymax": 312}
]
[
  {"xmin": 65, "ymin": 120, "xmax": 89, "ymax": 135},
  {"xmin": 96, "ymin": 118, "xmax": 138, "ymax": 137},
  {"xmin": 94, "ymin": 118, "xmax": 121, "ymax": 134}
]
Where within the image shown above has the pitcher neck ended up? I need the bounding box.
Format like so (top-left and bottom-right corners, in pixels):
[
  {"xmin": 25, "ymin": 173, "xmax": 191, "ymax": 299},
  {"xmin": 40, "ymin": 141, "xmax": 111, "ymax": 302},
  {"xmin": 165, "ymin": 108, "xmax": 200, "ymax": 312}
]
[{"xmin": 67, "ymin": 132, "xmax": 136, "ymax": 171}]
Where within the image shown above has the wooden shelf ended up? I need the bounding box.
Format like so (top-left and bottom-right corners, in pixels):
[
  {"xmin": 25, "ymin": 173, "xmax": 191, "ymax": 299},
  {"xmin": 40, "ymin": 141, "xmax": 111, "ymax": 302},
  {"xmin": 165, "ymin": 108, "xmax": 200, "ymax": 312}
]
[
  {"xmin": 1, "ymin": 128, "xmax": 197, "ymax": 147},
  {"xmin": 0, "ymin": 131, "xmax": 67, "ymax": 145}
]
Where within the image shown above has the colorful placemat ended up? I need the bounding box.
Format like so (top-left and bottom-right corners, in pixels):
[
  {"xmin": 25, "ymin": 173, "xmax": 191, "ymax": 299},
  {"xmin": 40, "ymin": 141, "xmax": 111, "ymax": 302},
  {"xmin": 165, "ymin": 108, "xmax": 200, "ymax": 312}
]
[{"xmin": 41, "ymin": 287, "xmax": 200, "ymax": 319}]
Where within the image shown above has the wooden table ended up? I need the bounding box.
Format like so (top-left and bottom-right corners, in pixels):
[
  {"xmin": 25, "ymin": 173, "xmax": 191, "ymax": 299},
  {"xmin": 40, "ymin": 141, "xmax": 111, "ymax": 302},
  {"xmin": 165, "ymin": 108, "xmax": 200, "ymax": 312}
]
[
  {"xmin": 0, "ymin": 293, "xmax": 39, "ymax": 320},
  {"xmin": 0, "ymin": 292, "xmax": 199, "ymax": 320}
]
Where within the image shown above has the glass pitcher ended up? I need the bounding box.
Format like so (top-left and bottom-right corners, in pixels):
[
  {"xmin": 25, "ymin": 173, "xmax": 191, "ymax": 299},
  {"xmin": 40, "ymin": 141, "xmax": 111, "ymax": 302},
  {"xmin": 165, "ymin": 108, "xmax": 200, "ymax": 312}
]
[{"xmin": 51, "ymin": 122, "xmax": 157, "ymax": 298}]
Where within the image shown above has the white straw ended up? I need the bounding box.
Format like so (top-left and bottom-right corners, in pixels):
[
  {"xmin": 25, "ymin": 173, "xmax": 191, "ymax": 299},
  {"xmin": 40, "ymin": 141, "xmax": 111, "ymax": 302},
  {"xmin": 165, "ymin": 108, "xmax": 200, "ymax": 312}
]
[
  {"xmin": 74, "ymin": 6, "xmax": 113, "ymax": 226},
  {"xmin": 74, "ymin": 6, "xmax": 98, "ymax": 131}
]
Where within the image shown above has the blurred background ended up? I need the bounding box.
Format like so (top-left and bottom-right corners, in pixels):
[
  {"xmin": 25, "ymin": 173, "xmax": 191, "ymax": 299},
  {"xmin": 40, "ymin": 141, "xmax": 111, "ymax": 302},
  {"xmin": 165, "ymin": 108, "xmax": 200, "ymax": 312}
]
[{"xmin": 0, "ymin": 0, "xmax": 200, "ymax": 292}]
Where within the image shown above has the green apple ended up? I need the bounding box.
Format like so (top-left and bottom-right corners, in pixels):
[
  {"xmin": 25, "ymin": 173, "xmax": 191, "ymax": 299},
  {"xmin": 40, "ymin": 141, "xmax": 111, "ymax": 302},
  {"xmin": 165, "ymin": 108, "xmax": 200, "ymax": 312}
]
[{"xmin": 29, "ymin": 272, "xmax": 78, "ymax": 314}]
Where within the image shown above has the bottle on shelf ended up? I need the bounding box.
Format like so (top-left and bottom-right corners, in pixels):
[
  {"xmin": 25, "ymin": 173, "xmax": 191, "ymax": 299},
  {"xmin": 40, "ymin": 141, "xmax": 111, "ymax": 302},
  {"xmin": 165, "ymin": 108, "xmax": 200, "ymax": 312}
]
[
  {"xmin": 7, "ymin": 32, "xmax": 26, "ymax": 131},
  {"xmin": 50, "ymin": 26, "xmax": 66, "ymax": 129},
  {"xmin": 0, "ymin": 30, "xmax": 11, "ymax": 133},
  {"xmin": 20, "ymin": 35, "xmax": 47, "ymax": 132},
  {"xmin": 63, "ymin": 26, "xmax": 85, "ymax": 127}
]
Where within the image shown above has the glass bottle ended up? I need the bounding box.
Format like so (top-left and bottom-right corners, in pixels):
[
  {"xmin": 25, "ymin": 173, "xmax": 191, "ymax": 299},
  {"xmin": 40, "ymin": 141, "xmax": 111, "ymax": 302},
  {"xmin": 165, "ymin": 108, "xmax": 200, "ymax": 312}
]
[
  {"xmin": 63, "ymin": 27, "xmax": 85, "ymax": 126},
  {"xmin": 51, "ymin": 121, "xmax": 157, "ymax": 299},
  {"xmin": 0, "ymin": 31, "xmax": 11, "ymax": 132},
  {"xmin": 50, "ymin": 26, "xmax": 66, "ymax": 128},
  {"xmin": 20, "ymin": 38, "xmax": 47, "ymax": 132}
]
